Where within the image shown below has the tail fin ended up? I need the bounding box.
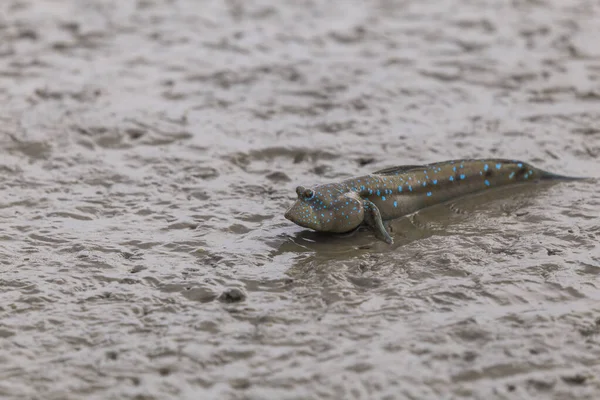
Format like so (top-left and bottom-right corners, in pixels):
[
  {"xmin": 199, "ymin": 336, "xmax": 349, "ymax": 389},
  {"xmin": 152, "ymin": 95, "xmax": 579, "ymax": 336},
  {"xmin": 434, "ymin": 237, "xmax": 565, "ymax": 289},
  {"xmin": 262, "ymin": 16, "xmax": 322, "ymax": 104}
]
[{"xmin": 539, "ymin": 171, "xmax": 591, "ymax": 181}]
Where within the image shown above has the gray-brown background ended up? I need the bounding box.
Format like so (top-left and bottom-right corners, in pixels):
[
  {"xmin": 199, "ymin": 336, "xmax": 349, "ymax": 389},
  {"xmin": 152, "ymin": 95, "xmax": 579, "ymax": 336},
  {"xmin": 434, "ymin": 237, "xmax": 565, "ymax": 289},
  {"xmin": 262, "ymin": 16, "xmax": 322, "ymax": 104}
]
[{"xmin": 1, "ymin": 0, "xmax": 599, "ymax": 399}]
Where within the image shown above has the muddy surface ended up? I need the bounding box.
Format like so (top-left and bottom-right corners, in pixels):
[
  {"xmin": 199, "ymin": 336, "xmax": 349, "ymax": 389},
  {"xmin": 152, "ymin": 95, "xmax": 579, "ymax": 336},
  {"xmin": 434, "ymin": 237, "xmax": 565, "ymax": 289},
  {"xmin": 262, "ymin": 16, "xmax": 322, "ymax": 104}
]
[{"xmin": 1, "ymin": 0, "xmax": 599, "ymax": 399}]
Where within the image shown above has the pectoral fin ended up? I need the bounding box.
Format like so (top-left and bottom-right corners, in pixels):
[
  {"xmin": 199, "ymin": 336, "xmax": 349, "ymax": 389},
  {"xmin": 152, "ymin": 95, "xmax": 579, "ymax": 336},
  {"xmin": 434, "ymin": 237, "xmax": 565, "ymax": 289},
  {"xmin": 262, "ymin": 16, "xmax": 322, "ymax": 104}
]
[{"xmin": 363, "ymin": 199, "xmax": 393, "ymax": 244}]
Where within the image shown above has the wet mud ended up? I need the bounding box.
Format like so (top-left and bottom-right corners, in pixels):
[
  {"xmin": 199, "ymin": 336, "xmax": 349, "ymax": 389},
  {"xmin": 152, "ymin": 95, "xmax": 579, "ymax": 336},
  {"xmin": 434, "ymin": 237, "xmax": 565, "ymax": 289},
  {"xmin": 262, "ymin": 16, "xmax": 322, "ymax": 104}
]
[{"xmin": 1, "ymin": 0, "xmax": 599, "ymax": 399}]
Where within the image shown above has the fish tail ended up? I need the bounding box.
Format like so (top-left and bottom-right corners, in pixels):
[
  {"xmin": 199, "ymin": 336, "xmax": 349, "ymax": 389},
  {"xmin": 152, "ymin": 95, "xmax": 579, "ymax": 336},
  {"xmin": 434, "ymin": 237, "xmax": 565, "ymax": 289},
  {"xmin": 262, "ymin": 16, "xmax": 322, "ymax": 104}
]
[{"xmin": 539, "ymin": 170, "xmax": 590, "ymax": 181}]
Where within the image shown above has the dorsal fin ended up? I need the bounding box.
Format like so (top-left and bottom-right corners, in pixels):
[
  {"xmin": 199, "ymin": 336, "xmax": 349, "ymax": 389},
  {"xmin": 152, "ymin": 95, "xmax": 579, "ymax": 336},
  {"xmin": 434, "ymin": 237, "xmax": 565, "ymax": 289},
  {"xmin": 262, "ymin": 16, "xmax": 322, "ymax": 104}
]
[{"xmin": 372, "ymin": 165, "xmax": 424, "ymax": 176}]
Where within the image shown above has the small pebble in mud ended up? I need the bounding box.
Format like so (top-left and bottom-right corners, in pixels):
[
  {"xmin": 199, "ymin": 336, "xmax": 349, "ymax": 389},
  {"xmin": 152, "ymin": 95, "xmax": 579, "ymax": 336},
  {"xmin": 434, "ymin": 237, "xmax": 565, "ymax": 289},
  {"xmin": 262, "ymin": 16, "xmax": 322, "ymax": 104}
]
[
  {"xmin": 546, "ymin": 248, "xmax": 562, "ymax": 256},
  {"xmin": 507, "ymin": 384, "xmax": 516, "ymax": 392},
  {"xmin": 218, "ymin": 288, "xmax": 247, "ymax": 303}
]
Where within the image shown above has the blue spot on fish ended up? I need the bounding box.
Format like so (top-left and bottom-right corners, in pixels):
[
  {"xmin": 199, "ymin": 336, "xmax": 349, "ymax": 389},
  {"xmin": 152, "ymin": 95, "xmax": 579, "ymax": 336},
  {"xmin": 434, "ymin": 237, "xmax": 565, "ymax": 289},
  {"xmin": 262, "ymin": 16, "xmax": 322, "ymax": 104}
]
[
  {"xmin": 509, "ymin": 172, "xmax": 515, "ymax": 179},
  {"xmin": 393, "ymin": 201, "xmax": 398, "ymax": 207},
  {"xmin": 382, "ymin": 196, "xmax": 386, "ymax": 201},
  {"xmin": 423, "ymin": 182, "xmax": 427, "ymax": 187},
  {"xmin": 427, "ymin": 192, "xmax": 432, "ymax": 197},
  {"xmin": 496, "ymin": 163, "xmax": 501, "ymax": 170},
  {"xmin": 453, "ymin": 166, "xmax": 457, "ymax": 172},
  {"xmin": 433, "ymin": 179, "xmax": 437, "ymax": 184},
  {"xmin": 398, "ymin": 186, "xmax": 403, "ymax": 192},
  {"xmin": 484, "ymin": 164, "xmax": 489, "ymax": 171},
  {"xmin": 517, "ymin": 163, "xmax": 523, "ymax": 168},
  {"xmin": 409, "ymin": 185, "xmax": 413, "ymax": 192},
  {"xmin": 449, "ymin": 176, "xmax": 454, "ymax": 182},
  {"xmin": 484, "ymin": 180, "xmax": 490, "ymax": 186},
  {"xmin": 376, "ymin": 190, "xmax": 381, "ymax": 196},
  {"xmin": 460, "ymin": 174, "xmax": 466, "ymax": 180}
]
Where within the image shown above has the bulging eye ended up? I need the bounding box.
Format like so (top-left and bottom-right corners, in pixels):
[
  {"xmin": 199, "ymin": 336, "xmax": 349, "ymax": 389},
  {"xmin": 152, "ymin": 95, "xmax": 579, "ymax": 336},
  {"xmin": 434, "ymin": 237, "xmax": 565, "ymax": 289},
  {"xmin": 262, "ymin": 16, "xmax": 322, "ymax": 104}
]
[{"xmin": 303, "ymin": 189, "xmax": 315, "ymax": 200}]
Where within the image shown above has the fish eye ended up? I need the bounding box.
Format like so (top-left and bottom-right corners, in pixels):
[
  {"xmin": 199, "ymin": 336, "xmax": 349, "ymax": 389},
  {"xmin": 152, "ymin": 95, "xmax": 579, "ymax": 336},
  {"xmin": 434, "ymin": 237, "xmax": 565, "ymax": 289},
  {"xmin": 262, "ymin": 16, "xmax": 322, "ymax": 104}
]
[{"xmin": 303, "ymin": 189, "xmax": 315, "ymax": 200}]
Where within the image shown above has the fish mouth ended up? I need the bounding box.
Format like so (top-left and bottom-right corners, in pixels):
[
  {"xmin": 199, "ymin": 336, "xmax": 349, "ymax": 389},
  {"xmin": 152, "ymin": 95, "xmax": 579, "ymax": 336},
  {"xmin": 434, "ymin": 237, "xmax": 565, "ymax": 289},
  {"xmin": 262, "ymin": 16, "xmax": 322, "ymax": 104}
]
[
  {"xmin": 284, "ymin": 202, "xmax": 318, "ymax": 230},
  {"xmin": 284, "ymin": 205, "xmax": 312, "ymax": 228},
  {"xmin": 284, "ymin": 206, "xmax": 296, "ymax": 222},
  {"xmin": 284, "ymin": 209, "xmax": 293, "ymax": 221}
]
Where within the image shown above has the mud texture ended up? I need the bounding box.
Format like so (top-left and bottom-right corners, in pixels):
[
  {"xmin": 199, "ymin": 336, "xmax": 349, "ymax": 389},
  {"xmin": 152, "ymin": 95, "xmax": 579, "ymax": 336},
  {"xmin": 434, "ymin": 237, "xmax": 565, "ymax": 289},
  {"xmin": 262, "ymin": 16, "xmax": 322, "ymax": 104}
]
[{"xmin": 1, "ymin": 0, "xmax": 599, "ymax": 399}]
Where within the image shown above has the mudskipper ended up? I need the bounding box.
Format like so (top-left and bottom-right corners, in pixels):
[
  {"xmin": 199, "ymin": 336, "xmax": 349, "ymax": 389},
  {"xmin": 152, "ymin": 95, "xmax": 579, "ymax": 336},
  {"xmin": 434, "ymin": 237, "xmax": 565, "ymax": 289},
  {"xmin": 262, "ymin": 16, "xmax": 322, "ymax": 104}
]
[{"xmin": 284, "ymin": 159, "xmax": 585, "ymax": 244}]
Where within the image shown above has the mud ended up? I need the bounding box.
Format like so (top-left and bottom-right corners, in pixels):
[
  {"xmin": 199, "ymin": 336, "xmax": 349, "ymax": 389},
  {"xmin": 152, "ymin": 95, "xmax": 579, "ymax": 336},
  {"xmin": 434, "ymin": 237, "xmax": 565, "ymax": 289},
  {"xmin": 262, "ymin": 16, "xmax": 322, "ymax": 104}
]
[{"xmin": 0, "ymin": 0, "xmax": 599, "ymax": 399}]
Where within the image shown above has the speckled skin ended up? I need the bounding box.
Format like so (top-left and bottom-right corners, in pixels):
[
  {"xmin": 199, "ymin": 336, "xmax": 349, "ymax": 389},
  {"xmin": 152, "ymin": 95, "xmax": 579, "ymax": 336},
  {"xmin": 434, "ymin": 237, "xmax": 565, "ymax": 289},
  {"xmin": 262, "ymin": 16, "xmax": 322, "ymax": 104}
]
[{"xmin": 284, "ymin": 159, "xmax": 582, "ymax": 244}]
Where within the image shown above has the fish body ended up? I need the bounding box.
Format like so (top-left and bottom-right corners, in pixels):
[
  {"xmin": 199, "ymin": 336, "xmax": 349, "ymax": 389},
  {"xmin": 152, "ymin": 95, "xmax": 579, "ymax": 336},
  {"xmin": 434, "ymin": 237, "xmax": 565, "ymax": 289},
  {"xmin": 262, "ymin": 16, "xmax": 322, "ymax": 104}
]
[{"xmin": 284, "ymin": 159, "xmax": 584, "ymax": 244}]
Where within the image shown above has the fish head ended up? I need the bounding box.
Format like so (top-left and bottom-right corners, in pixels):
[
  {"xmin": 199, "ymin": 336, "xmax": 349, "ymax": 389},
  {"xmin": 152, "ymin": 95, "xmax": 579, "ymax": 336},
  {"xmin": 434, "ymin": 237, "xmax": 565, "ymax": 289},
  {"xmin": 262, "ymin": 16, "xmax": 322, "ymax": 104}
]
[{"xmin": 285, "ymin": 186, "xmax": 364, "ymax": 233}]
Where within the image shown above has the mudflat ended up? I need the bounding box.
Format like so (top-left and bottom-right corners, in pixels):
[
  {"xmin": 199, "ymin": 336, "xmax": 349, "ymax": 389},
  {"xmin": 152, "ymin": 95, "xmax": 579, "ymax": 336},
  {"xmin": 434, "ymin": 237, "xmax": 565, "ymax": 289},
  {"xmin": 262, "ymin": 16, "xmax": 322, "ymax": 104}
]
[{"xmin": 0, "ymin": 1, "xmax": 599, "ymax": 399}]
